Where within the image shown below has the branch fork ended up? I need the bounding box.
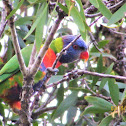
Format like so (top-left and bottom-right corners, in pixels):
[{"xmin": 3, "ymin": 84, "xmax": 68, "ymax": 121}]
[{"xmin": 3, "ymin": 0, "xmax": 66, "ymax": 125}]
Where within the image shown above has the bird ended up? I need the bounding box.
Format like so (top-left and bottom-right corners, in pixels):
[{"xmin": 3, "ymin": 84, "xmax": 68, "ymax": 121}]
[{"xmin": 0, "ymin": 35, "xmax": 89, "ymax": 111}]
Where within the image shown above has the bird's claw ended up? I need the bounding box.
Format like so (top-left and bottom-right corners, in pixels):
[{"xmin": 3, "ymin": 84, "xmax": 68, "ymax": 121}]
[{"xmin": 46, "ymin": 67, "xmax": 59, "ymax": 75}]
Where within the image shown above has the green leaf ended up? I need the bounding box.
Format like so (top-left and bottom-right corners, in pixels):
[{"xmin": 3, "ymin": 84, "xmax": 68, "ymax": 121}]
[
  {"xmin": 15, "ymin": 16, "xmax": 34, "ymax": 26},
  {"xmin": 85, "ymin": 96, "xmax": 113, "ymax": 110},
  {"xmin": 116, "ymin": 81, "xmax": 126, "ymax": 89},
  {"xmin": 0, "ymin": 103, "xmax": 5, "ymax": 117},
  {"xmin": 0, "ymin": 42, "xmax": 2, "ymax": 52},
  {"xmin": 76, "ymin": 0, "xmax": 90, "ymax": 40},
  {"xmin": 97, "ymin": 54, "xmax": 103, "ymax": 73},
  {"xmin": 6, "ymin": 0, "xmax": 24, "ymax": 19},
  {"xmin": 27, "ymin": 0, "xmax": 38, "ymax": 3},
  {"xmin": 67, "ymin": 106, "xmax": 77, "ymax": 124},
  {"xmin": 78, "ymin": 0, "xmax": 90, "ymax": 37},
  {"xmin": 108, "ymin": 3, "xmax": 126, "ymax": 25},
  {"xmin": 99, "ymin": 78, "xmax": 108, "ymax": 90},
  {"xmin": 58, "ymin": 3, "xmax": 68, "ymax": 14},
  {"xmin": 35, "ymin": 2, "xmax": 48, "ymax": 52},
  {"xmin": 65, "ymin": 0, "xmax": 70, "ymax": 8},
  {"xmin": 48, "ymin": 75, "xmax": 63, "ymax": 84},
  {"xmin": 17, "ymin": 35, "xmax": 26, "ymax": 48},
  {"xmin": 97, "ymin": 0, "xmax": 112, "ymax": 19},
  {"xmin": 90, "ymin": 52, "xmax": 116, "ymax": 60},
  {"xmin": 65, "ymin": 0, "xmax": 85, "ymax": 32},
  {"xmin": 69, "ymin": 87, "xmax": 92, "ymax": 94},
  {"xmin": 6, "ymin": 39, "xmax": 13, "ymax": 61},
  {"xmin": 99, "ymin": 115, "xmax": 113, "ymax": 126},
  {"xmin": 44, "ymin": 2, "xmax": 58, "ymax": 39},
  {"xmin": 17, "ymin": 29, "xmax": 35, "ymax": 42},
  {"xmin": 90, "ymin": 40, "xmax": 109, "ymax": 52},
  {"xmin": 108, "ymin": 78, "xmax": 119, "ymax": 106},
  {"xmin": 69, "ymin": 78, "xmax": 78, "ymax": 87},
  {"xmin": 80, "ymin": 29, "xmax": 87, "ymax": 41},
  {"xmin": 24, "ymin": 3, "xmax": 48, "ymax": 40},
  {"xmin": 89, "ymin": 0, "xmax": 99, "ymax": 8},
  {"xmin": 99, "ymin": 63, "xmax": 114, "ymax": 90},
  {"xmin": 105, "ymin": 63, "xmax": 114, "ymax": 74},
  {"xmin": 52, "ymin": 91, "xmax": 78, "ymax": 119},
  {"xmin": 57, "ymin": 28, "xmax": 72, "ymax": 35},
  {"xmin": 76, "ymin": 0, "xmax": 86, "ymax": 20},
  {"xmin": 70, "ymin": 6, "xmax": 86, "ymax": 32},
  {"xmin": 83, "ymin": 106, "xmax": 110, "ymax": 115},
  {"xmin": 92, "ymin": 54, "xmax": 103, "ymax": 86},
  {"xmin": 13, "ymin": 0, "xmax": 20, "ymax": 8},
  {"xmin": 57, "ymin": 84, "xmax": 64, "ymax": 105},
  {"xmin": 33, "ymin": 121, "xmax": 38, "ymax": 126}
]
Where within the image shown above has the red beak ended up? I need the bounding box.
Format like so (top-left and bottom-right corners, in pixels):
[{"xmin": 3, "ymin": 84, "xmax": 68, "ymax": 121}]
[{"xmin": 80, "ymin": 51, "xmax": 89, "ymax": 62}]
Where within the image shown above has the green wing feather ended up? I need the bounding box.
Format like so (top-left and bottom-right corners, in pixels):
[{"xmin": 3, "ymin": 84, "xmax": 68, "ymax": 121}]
[
  {"xmin": 0, "ymin": 45, "xmax": 33, "ymax": 82},
  {"xmin": 0, "ymin": 37, "xmax": 63, "ymax": 83}
]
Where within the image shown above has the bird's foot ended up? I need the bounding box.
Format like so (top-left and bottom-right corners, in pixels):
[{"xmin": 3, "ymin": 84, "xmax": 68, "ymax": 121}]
[{"xmin": 46, "ymin": 67, "xmax": 59, "ymax": 76}]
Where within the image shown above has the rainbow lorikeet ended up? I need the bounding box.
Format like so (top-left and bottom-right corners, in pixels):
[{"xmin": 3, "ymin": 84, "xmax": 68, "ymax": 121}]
[{"xmin": 0, "ymin": 35, "xmax": 89, "ymax": 110}]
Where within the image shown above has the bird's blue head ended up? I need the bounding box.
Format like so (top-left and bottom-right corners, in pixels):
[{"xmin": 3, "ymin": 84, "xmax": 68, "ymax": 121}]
[{"xmin": 59, "ymin": 35, "xmax": 89, "ymax": 63}]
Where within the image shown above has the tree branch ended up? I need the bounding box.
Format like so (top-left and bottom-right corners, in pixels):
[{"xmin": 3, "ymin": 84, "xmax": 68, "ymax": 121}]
[
  {"xmin": 47, "ymin": 69, "xmax": 126, "ymax": 89},
  {"xmin": 89, "ymin": 15, "xmax": 103, "ymax": 27},
  {"xmin": 82, "ymin": 79, "xmax": 111, "ymax": 101},
  {"xmin": 30, "ymin": 11, "xmax": 65, "ymax": 76},
  {"xmin": 88, "ymin": 32, "xmax": 102, "ymax": 53},
  {"xmin": 109, "ymin": 29, "xmax": 126, "ymax": 36},
  {"xmin": 29, "ymin": 11, "xmax": 66, "ymax": 117},
  {"xmin": 67, "ymin": 70, "xmax": 126, "ymax": 81},
  {"xmin": 85, "ymin": 0, "xmax": 125, "ymax": 18},
  {"xmin": 32, "ymin": 106, "xmax": 57, "ymax": 119},
  {"xmin": 3, "ymin": 0, "xmax": 27, "ymax": 76}
]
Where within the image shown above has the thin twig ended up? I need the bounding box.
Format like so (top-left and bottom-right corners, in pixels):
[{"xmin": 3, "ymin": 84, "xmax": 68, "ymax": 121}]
[
  {"xmin": 89, "ymin": 15, "xmax": 103, "ymax": 27},
  {"xmin": 32, "ymin": 106, "xmax": 57, "ymax": 119},
  {"xmin": 79, "ymin": 70, "xmax": 126, "ymax": 80},
  {"xmin": 32, "ymin": 100, "xmax": 89, "ymax": 119},
  {"xmin": 109, "ymin": 29, "xmax": 126, "ymax": 36},
  {"xmin": 39, "ymin": 87, "xmax": 57, "ymax": 108},
  {"xmin": 108, "ymin": 0, "xmax": 125, "ymax": 11},
  {"xmin": 83, "ymin": 79, "xmax": 111, "ymax": 101},
  {"xmin": 85, "ymin": 12, "xmax": 102, "ymax": 18},
  {"xmin": 88, "ymin": 32, "xmax": 102, "ymax": 53},
  {"xmin": 46, "ymin": 69, "xmax": 126, "ymax": 89},
  {"xmin": 85, "ymin": 0, "xmax": 125, "ymax": 18}
]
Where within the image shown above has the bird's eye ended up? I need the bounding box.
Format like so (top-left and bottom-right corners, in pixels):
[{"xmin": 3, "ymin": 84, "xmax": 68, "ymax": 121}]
[{"xmin": 73, "ymin": 45, "xmax": 79, "ymax": 49}]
